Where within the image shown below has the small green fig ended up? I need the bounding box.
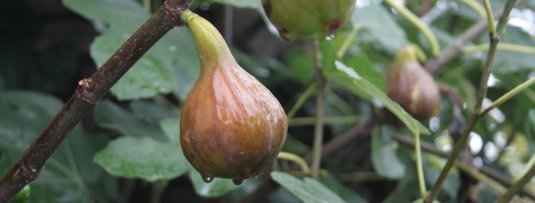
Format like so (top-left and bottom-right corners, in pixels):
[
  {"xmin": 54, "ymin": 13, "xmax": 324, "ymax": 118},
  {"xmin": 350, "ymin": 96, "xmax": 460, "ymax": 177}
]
[
  {"xmin": 179, "ymin": 10, "xmax": 288, "ymax": 185},
  {"xmin": 262, "ymin": 0, "xmax": 356, "ymax": 40},
  {"xmin": 386, "ymin": 45, "xmax": 440, "ymax": 122}
]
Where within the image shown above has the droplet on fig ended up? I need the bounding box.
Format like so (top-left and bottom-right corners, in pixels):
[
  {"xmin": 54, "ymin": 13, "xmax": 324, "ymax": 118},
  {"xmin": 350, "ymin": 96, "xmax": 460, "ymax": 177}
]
[
  {"xmin": 179, "ymin": 10, "xmax": 288, "ymax": 184},
  {"xmin": 202, "ymin": 175, "xmax": 214, "ymax": 183},
  {"xmin": 232, "ymin": 177, "xmax": 244, "ymax": 185}
]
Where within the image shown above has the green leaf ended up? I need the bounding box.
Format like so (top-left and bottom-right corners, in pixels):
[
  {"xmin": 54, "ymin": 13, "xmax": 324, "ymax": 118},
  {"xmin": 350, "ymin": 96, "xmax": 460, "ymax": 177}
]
[
  {"xmin": 326, "ymin": 61, "xmax": 430, "ymax": 135},
  {"xmin": 63, "ymin": 0, "xmax": 199, "ymax": 100},
  {"xmin": 0, "ymin": 91, "xmax": 118, "ymax": 203},
  {"xmin": 94, "ymin": 100, "xmax": 168, "ymax": 142},
  {"xmin": 211, "ymin": 0, "xmax": 262, "ymax": 10},
  {"xmin": 94, "ymin": 118, "xmax": 189, "ymax": 182},
  {"xmin": 352, "ymin": 4, "xmax": 408, "ymax": 54},
  {"xmin": 372, "ymin": 127, "xmax": 406, "ymax": 179},
  {"xmin": 319, "ymin": 171, "xmax": 368, "ymax": 203},
  {"xmin": 271, "ymin": 171, "xmax": 346, "ymax": 203},
  {"xmin": 344, "ymin": 55, "xmax": 386, "ymax": 92},
  {"xmin": 492, "ymin": 28, "xmax": 535, "ymax": 75},
  {"xmin": 188, "ymin": 170, "xmax": 240, "ymax": 198}
]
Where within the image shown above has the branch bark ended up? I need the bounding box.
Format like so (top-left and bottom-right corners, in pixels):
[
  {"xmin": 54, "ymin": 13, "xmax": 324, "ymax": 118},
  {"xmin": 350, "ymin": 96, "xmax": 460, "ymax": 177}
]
[{"xmin": 0, "ymin": 0, "xmax": 192, "ymax": 202}]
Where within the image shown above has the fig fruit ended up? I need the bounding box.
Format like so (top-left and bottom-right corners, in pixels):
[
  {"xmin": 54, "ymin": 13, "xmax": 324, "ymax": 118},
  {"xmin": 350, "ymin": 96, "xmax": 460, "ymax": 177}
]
[
  {"xmin": 262, "ymin": 0, "xmax": 356, "ymax": 40},
  {"xmin": 179, "ymin": 10, "xmax": 288, "ymax": 185},
  {"xmin": 385, "ymin": 45, "xmax": 440, "ymax": 122}
]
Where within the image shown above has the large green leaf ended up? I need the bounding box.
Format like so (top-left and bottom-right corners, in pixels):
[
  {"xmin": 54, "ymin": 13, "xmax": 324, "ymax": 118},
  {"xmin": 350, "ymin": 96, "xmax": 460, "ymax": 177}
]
[
  {"xmin": 271, "ymin": 171, "xmax": 346, "ymax": 203},
  {"xmin": 94, "ymin": 100, "xmax": 168, "ymax": 141},
  {"xmin": 343, "ymin": 55, "xmax": 386, "ymax": 92},
  {"xmin": 326, "ymin": 61, "xmax": 430, "ymax": 135},
  {"xmin": 94, "ymin": 107, "xmax": 189, "ymax": 182},
  {"xmin": 352, "ymin": 3, "xmax": 408, "ymax": 54},
  {"xmin": 0, "ymin": 91, "xmax": 117, "ymax": 203},
  {"xmin": 371, "ymin": 127, "xmax": 406, "ymax": 179},
  {"xmin": 63, "ymin": 0, "xmax": 199, "ymax": 100},
  {"xmin": 319, "ymin": 171, "xmax": 367, "ymax": 203}
]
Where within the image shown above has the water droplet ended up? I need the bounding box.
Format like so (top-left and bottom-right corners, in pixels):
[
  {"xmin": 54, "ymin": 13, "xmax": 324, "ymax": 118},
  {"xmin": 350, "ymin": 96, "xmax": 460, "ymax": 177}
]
[
  {"xmin": 202, "ymin": 176, "xmax": 213, "ymax": 183},
  {"xmin": 232, "ymin": 177, "xmax": 244, "ymax": 185},
  {"xmin": 325, "ymin": 34, "xmax": 335, "ymax": 41},
  {"xmin": 169, "ymin": 45, "xmax": 177, "ymax": 52}
]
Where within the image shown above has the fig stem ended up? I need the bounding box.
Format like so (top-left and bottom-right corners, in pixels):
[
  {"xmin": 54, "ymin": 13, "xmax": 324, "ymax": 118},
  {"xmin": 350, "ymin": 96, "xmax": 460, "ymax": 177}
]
[
  {"xmin": 150, "ymin": 180, "xmax": 169, "ymax": 203},
  {"xmin": 459, "ymin": 0, "xmax": 486, "ymax": 19},
  {"xmin": 336, "ymin": 25, "xmax": 360, "ymax": 59},
  {"xmin": 0, "ymin": 0, "xmax": 192, "ymax": 201},
  {"xmin": 311, "ymin": 40, "xmax": 326, "ymax": 179},
  {"xmin": 286, "ymin": 82, "xmax": 317, "ymax": 119},
  {"xmin": 425, "ymin": 0, "xmax": 517, "ymax": 202},
  {"xmin": 180, "ymin": 10, "xmax": 235, "ymax": 68},
  {"xmin": 463, "ymin": 43, "xmax": 535, "ymax": 55},
  {"xmin": 277, "ymin": 152, "xmax": 310, "ymax": 175},
  {"xmin": 414, "ymin": 132, "xmax": 427, "ymax": 198},
  {"xmin": 288, "ymin": 115, "xmax": 362, "ymax": 127},
  {"xmin": 384, "ymin": 0, "xmax": 440, "ymax": 56},
  {"xmin": 496, "ymin": 158, "xmax": 535, "ymax": 203},
  {"xmin": 480, "ymin": 77, "xmax": 535, "ymax": 117},
  {"xmin": 143, "ymin": 0, "xmax": 151, "ymax": 12}
]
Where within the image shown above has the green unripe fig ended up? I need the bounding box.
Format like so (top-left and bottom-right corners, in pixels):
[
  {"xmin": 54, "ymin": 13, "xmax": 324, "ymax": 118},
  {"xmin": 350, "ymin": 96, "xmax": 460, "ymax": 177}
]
[
  {"xmin": 179, "ymin": 10, "xmax": 288, "ymax": 185},
  {"xmin": 386, "ymin": 45, "xmax": 440, "ymax": 122},
  {"xmin": 262, "ymin": 0, "xmax": 356, "ymax": 40}
]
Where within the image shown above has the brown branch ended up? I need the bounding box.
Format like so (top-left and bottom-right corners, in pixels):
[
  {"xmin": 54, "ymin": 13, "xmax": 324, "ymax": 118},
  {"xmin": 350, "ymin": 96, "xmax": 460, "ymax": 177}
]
[{"xmin": 0, "ymin": 1, "xmax": 192, "ymax": 202}]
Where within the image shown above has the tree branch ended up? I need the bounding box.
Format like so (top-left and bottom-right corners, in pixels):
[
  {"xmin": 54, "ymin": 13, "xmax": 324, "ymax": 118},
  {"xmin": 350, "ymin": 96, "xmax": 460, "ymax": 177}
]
[
  {"xmin": 424, "ymin": 0, "xmax": 523, "ymax": 74},
  {"xmin": 391, "ymin": 133, "xmax": 535, "ymax": 200},
  {"xmin": 425, "ymin": 0, "xmax": 517, "ymax": 201},
  {"xmin": 0, "ymin": 0, "xmax": 192, "ymax": 202}
]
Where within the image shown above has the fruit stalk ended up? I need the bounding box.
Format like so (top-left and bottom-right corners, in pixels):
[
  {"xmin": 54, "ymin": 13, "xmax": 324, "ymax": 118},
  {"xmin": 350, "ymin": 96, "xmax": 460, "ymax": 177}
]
[{"xmin": 311, "ymin": 40, "xmax": 325, "ymax": 179}]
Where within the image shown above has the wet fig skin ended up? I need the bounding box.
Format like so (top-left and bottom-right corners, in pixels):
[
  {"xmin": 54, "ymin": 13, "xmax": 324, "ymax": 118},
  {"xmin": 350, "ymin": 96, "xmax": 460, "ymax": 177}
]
[
  {"xmin": 262, "ymin": 0, "xmax": 356, "ymax": 40},
  {"xmin": 386, "ymin": 46, "xmax": 441, "ymax": 122},
  {"xmin": 180, "ymin": 10, "xmax": 288, "ymax": 184}
]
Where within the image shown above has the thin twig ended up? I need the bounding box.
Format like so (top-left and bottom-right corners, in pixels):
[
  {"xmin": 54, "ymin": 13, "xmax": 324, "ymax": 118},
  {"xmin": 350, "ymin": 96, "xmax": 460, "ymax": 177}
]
[
  {"xmin": 425, "ymin": 1, "xmax": 518, "ymax": 201},
  {"xmin": 383, "ymin": 0, "xmax": 440, "ymax": 56},
  {"xmin": 463, "ymin": 43, "xmax": 535, "ymax": 54},
  {"xmin": 317, "ymin": 119, "xmax": 375, "ymax": 159},
  {"xmin": 288, "ymin": 115, "xmax": 362, "ymax": 127},
  {"xmin": 277, "ymin": 152, "xmax": 311, "ymax": 175},
  {"xmin": 424, "ymin": 1, "xmax": 515, "ymax": 74},
  {"xmin": 391, "ymin": 133, "xmax": 535, "ymax": 200},
  {"xmin": 496, "ymin": 156, "xmax": 535, "ymax": 203},
  {"xmin": 0, "ymin": 0, "xmax": 192, "ymax": 202},
  {"xmin": 480, "ymin": 77, "xmax": 535, "ymax": 117},
  {"xmin": 286, "ymin": 82, "xmax": 317, "ymax": 119},
  {"xmin": 425, "ymin": 0, "xmax": 515, "ymax": 202},
  {"xmin": 414, "ymin": 132, "xmax": 427, "ymax": 198},
  {"xmin": 311, "ymin": 40, "xmax": 326, "ymax": 179}
]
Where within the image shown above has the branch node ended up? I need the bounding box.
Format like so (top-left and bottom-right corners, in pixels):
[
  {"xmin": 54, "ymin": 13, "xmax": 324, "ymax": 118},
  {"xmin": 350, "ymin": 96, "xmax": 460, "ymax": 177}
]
[
  {"xmin": 164, "ymin": 0, "xmax": 192, "ymax": 25},
  {"xmin": 14, "ymin": 160, "xmax": 40, "ymax": 183},
  {"xmin": 76, "ymin": 78, "xmax": 97, "ymax": 105}
]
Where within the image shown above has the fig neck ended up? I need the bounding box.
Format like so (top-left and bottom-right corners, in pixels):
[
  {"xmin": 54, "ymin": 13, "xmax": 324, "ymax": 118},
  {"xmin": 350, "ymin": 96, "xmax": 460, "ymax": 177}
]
[
  {"xmin": 394, "ymin": 45, "xmax": 419, "ymax": 66},
  {"xmin": 181, "ymin": 10, "xmax": 235, "ymax": 71}
]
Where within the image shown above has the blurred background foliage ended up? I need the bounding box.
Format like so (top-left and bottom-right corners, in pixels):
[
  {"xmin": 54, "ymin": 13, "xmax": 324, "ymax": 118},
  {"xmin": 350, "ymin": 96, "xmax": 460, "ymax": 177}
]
[{"xmin": 0, "ymin": 0, "xmax": 534, "ymax": 202}]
